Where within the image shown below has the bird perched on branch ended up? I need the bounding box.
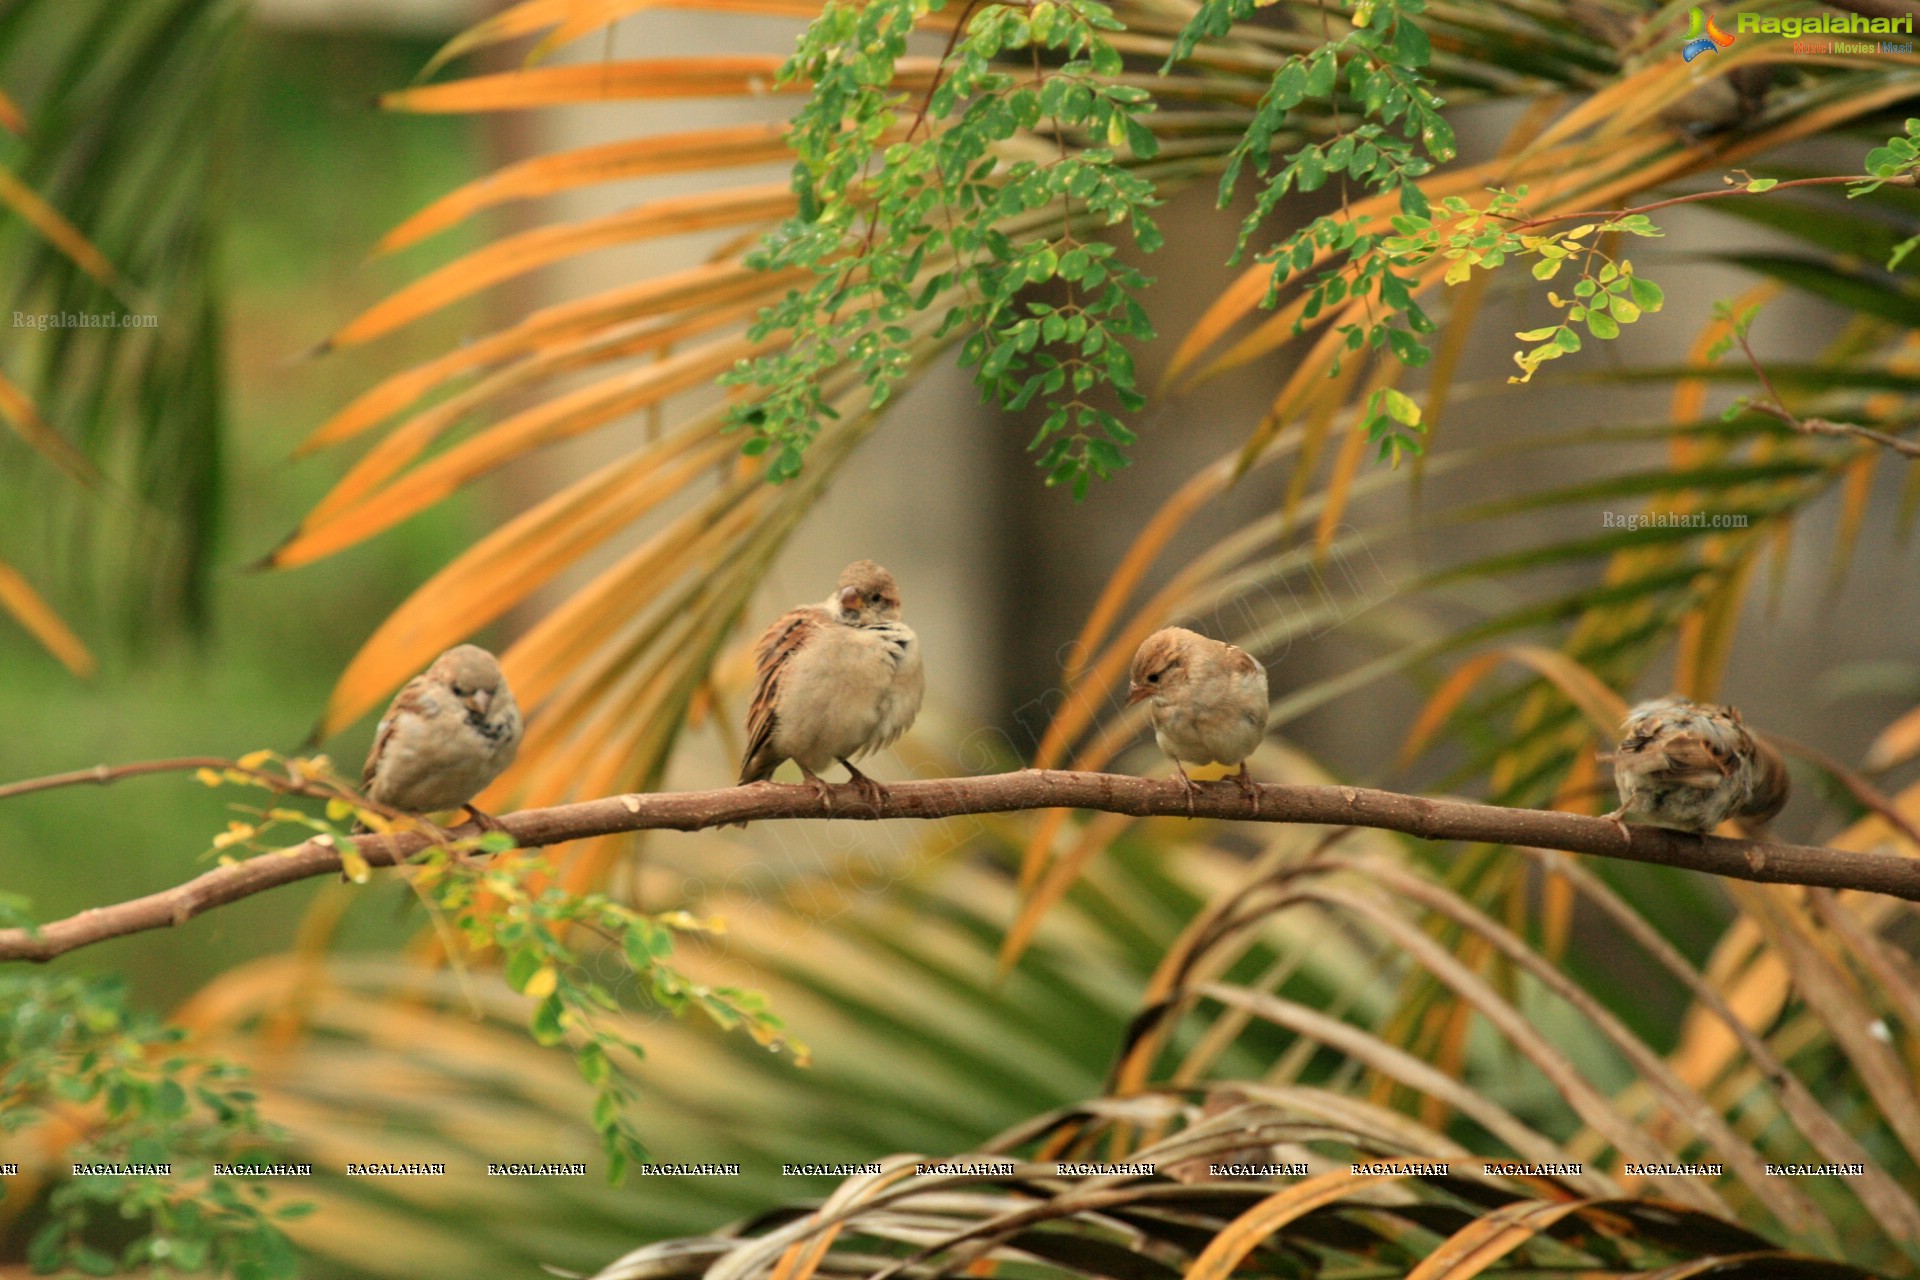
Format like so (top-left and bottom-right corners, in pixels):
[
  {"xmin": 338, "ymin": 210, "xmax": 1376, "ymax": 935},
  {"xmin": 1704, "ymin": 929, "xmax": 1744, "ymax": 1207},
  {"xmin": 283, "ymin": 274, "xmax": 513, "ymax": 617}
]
[
  {"xmin": 1128, "ymin": 627, "xmax": 1269, "ymax": 814},
  {"xmin": 738, "ymin": 560, "xmax": 924, "ymax": 809},
  {"xmin": 358, "ymin": 644, "xmax": 522, "ymax": 835},
  {"xmin": 1603, "ymin": 695, "xmax": 1788, "ymax": 834}
]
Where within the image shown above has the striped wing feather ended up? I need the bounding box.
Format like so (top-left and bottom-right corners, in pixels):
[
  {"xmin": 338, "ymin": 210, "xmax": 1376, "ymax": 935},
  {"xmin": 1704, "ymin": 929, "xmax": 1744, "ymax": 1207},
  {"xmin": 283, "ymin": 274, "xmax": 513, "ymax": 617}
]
[{"xmin": 738, "ymin": 606, "xmax": 827, "ymax": 784}]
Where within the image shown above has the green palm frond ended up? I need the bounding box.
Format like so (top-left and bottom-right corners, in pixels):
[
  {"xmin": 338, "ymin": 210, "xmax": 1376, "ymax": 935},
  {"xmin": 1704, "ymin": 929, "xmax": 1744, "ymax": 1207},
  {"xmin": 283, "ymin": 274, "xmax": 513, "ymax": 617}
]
[{"xmin": 0, "ymin": 0, "xmax": 242, "ymax": 634}]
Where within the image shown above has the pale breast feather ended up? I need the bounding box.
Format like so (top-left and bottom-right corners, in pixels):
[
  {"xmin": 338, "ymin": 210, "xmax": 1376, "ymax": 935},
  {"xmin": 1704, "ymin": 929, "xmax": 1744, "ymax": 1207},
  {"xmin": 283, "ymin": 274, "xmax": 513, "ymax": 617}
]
[{"xmin": 867, "ymin": 622, "xmax": 915, "ymax": 664}]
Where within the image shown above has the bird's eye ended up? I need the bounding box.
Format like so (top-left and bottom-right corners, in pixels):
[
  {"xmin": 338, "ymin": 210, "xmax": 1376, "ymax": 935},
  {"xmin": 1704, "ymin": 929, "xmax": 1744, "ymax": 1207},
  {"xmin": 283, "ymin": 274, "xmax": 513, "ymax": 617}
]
[
  {"xmin": 1146, "ymin": 672, "xmax": 1161, "ymax": 684},
  {"xmin": 451, "ymin": 683, "xmax": 467, "ymax": 696},
  {"xmin": 869, "ymin": 592, "xmax": 882, "ymax": 604}
]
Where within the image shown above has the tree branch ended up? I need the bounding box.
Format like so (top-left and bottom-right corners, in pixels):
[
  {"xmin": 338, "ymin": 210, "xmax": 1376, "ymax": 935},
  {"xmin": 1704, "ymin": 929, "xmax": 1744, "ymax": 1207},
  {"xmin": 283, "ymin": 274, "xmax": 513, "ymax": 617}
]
[
  {"xmin": 0, "ymin": 757, "xmax": 291, "ymax": 803},
  {"xmin": 1733, "ymin": 325, "xmax": 1920, "ymax": 460},
  {"xmin": 1745, "ymin": 400, "xmax": 1920, "ymax": 460},
  {"xmin": 5, "ymin": 771, "xmax": 1920, "ymax": 963},
  {"xmin": 1504, "ymin": 175, "xmax": 1897, "ymax": 233}
]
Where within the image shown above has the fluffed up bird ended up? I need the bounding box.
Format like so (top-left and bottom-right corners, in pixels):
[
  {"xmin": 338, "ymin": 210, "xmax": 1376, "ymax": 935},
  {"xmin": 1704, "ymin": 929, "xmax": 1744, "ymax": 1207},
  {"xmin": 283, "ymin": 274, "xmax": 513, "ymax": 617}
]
[
  {"xmin": 1603, "ymin": 695, "xmax": 1788, "ymax": 834},
  {"xmin": 1127, "ymin": 626, "xmax": 1269, "ymax": 814},
  {"xmin": 359, "ymin": 644, "xmax": 522, "ymax": 838},
  {"xmin": 738, "ymin": 560, "xmax": 924, "ymax": 809}
]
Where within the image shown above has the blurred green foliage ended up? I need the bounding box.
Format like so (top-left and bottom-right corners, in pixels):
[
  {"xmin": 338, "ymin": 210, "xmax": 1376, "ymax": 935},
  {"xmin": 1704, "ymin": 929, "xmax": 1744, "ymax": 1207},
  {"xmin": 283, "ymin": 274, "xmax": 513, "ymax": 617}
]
[
  {"xmin": 1, "ymin": 970, "xmax": 303, "ymax": 1279},
  {"xmin": 0, "ymin": 24, "xmax": 488, "ymax": 1006}
]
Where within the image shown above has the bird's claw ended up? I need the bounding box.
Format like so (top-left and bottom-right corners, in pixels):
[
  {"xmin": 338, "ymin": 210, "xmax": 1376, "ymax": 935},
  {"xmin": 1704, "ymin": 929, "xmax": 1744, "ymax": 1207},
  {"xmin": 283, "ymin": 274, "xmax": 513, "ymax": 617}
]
[
  {"xmin": 800, "ymin": 770, "xmax": 835, "ymax": 815},
  {"xmin": 1600, "ymin": 806, "xmax": 1633, "ymax": 844},
  {"xmin": 839, "ymin": 759, "xmax": 887, "ymax": 810},
  {"xmin": 463, "ymin": 805, "xmax": 510, "ymax": 837},
  {"xmin": 1233, "ymin": 763, "xmax": 1261, "ymax": 816},
  {"xmin": 1175, "ymin": 767, "xmax": 1198, "ymax": 818}
]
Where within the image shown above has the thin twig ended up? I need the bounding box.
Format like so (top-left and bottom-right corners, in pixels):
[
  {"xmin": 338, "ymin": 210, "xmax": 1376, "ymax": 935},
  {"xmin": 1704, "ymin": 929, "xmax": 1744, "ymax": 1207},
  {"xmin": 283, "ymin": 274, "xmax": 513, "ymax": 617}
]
[
  {"xmin": 0, "ymin": 757, "xmax": 316, "ymax": 803},
  {"xmin": 1504, "ymin": 174, "xmax": 1910, "ymax": 233},
  {"xmin": 0, "ymin": 754, "xmax": 462, "ymax": 842},
  {"xmin": 2, "ymin": 770, "xmax": 1918, "ymax": 964},
  {"xmin": 1766, "ymin": 732, "xmax": 1920, "ymax": 852},
  {"xmin": 905, "ymin": 0, "xmax": 990, "ymax": 146},
  {"xmin": 1745, "ymin": 400, "xmax": 1920, "ymax": 459},
  {"xmin": 1735, "ymin": 328, "xmax": 1920, "ymax": 460}
]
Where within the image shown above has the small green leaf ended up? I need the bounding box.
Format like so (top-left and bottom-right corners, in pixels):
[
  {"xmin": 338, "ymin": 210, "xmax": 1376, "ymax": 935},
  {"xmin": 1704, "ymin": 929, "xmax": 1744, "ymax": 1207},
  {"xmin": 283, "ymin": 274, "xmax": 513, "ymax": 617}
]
[
  {"xmin": 72, "ymin": 1246, "xmax": 118, "ymax": 1277},
  {"xmin": 530, "ymin": 994, "xmax": 567, "ymax": 1047},
  {"xmin": 1378, "ymin": 387, "xmax": 1421, "ymax": 426},
  {"xmin": 507, "ymin": 947, "xmax": 543, "ymax": 993}
]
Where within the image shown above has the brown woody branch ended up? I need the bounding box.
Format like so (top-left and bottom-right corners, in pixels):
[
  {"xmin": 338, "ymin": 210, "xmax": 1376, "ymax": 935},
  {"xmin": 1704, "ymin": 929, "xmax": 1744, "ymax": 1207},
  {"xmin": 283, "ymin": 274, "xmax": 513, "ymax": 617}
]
[{"xmin": 4, "ymin": 771, "xmax": 1920, "ymax": 963}]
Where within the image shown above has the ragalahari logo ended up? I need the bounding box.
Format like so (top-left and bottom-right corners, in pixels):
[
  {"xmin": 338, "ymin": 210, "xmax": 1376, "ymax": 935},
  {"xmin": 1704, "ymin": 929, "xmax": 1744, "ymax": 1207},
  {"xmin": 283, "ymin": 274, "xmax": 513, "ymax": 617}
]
[{"xmin": 1681, "ymin": 7, "xmax": 1736, "ymax": 60}]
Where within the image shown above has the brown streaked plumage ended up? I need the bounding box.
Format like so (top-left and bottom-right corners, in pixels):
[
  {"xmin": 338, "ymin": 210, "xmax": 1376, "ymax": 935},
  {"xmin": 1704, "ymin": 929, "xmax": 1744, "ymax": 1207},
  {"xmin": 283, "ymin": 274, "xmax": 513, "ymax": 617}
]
[
  {"xmin": 737, "ymin": 561, "xmax": 924, "ymax": 811},
  {"xmin": 1604, "ymin": 696, "xmax": 1788, "ymax": 835},
  {"xmin": 359, "ymin": 644, "xmax": 522, "ymax": 839}
]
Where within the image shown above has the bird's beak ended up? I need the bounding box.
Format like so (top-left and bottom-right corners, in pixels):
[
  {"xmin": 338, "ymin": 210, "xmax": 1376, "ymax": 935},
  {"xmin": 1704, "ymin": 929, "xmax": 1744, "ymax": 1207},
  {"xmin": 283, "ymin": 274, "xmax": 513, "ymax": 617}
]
[
  {"xmin": 468, "ymin": 689, "xmax": 492, "ymax": 716},
  {"xmin": 838, "ymin": 586, "xmax": 862, "ymax": 613},
  {"xmin": 1126, "ymin": 683, "xmax": 1150, "ymax": 707}
]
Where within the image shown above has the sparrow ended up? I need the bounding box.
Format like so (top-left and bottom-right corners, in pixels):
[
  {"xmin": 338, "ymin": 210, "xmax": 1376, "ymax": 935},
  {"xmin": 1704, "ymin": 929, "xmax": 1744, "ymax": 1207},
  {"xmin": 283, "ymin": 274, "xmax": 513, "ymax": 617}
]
[
  {"xmin": 1127, "ymin": 627, "xmax": 1269, "ymax": 815},
  {"xmin": 358, "ymin": 644, "xmax": 522, "ymax": 837},
  {"xmin": 738, "ymin": 560, "xmax": 924, "ymax": 809},
  {"xmin": 1603, "ymin": 696, "xmax": 1789, "ymax": 835}
]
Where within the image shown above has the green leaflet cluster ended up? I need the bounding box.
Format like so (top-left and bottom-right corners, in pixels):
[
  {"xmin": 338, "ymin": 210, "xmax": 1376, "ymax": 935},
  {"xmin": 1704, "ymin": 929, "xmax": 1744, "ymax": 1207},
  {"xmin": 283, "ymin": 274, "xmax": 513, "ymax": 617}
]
[
  {"xmin": 1378, "ymin": 189, "xmax": 1666, "ymax": 384},
  {"xmin": 1851, "ymin": 116, "xmax": 1920, "ymax": 269},
  {"xmin": 441, "ymin": 844, "xmax": 806, "ymax": 1185},
  {"xmin": 726, "ymin": 0, "xmax": 1164, "ymax": 497},
  {"xmin": 1181, "ymin": 0, "xmax": 1455, "ymax": 464},
  {"xmin": 188, "ymin": 756, "xmax": 804, "ymax": 1187},
  {"xmin": 0, "ymin": 968, "xmax": 302, "ymax": 1279}
]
